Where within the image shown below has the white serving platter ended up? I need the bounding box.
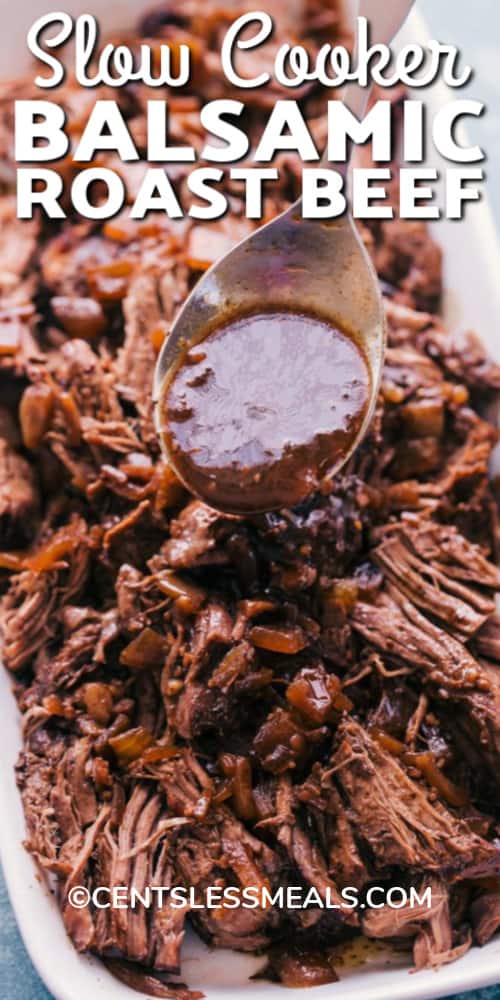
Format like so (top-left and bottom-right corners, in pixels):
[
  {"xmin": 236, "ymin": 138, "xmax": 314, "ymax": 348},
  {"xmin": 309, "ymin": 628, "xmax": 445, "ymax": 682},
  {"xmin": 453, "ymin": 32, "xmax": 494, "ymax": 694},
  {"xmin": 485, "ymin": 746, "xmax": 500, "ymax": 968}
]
[{"xmin": 0, "ymin": 3, "xmax": 499, "ymax": 999}]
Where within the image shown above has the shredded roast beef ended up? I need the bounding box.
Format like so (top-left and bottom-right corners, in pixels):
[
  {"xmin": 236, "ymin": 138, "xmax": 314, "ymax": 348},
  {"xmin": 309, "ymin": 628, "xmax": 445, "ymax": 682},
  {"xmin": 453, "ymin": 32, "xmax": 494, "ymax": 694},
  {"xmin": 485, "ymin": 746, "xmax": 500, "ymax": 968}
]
[
  {"xmin": 0, "ymin": 2, "xmax": 499, "ymax": 996},
  {"xmin": 331, "ymin": 720, "xmax": 498, "ymax": 878}
]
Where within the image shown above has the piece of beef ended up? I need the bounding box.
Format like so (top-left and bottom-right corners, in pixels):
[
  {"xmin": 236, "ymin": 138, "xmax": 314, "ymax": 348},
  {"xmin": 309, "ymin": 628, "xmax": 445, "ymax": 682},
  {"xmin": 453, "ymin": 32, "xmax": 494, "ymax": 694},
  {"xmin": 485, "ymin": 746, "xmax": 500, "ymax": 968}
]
[
  {"xmin": 416, "ymin": 418, "xmax": 499, "ymax": 545},
  {"xmin": 382, "ymin": 342, "xmax": 443, "ymax": 397},
  {"xmin": 104, "ymin": 784, "xmax": 159, "ymax": 958},
  {"xmin": 103, "ymin": 959, "xmax": 202, "ymax": 1000},
  {"xmin": 254, "ymin": 474, "xmax": 373, "ymax": 582},
  {"xmin": 0, "ymin": 515, "xmax": 92, "ymax": 671},
  {"xmin": 154, "ymin": 751, "xmax": 282, "ymax": 951},
  {"xmin": 296, "ymin": 765, "xmax": 370, "ymax": 890},
  {"xmin": 403, "ymin": 521, "xmax": 500, "ymax": 589},
  {"xmin": 115, "ymin": 563, "xmax": 154, "ymax": 634},
  {"xmin": 470, "ymin": 889, "xmax": 500, "ymax": 946},
  {"xmin": 475, "ymin": 617, "xmax": 500, "ymax": 662},
  {"xmin": 148, "ymin": 840, "xmax": 187, "ymax": 972},
  {"xmin": 351, "ymin": 588, "xmax": 490, "ymax": 692},
  {"xmin": 442, "ymin": 659, "xmax": 500, "ymax": 785},
  {"xmin": 40, "ymin": 231, "xmax": 118, "ymax": 295},
  {"xmin": 61, "ymin": 804, "xmax": 110, "ymax": 952},
  {"xmin": 169, "ymin": 635, "xmax": 274, "ymax": 740},
  {"xmin": 332, "ymin": 720, "xmax": 499, "ymax": 878},
  {"xmin": 252, "ymin": 773, "xmax": 358, "ymax": 934},
  {"xmin": 162, "ymin": 600, "xmax": 239, "ymax": 738},
  {"xmin": 33, "ymin": 617, "xmax": 105, "ymax": 694},
  {"xmin": 190, "ymin": 602, "xmax": 234, "ymax": 666},
  {"xmin": 46, "ymin": 339, "xmax": 143, "ymax": 490},
  {"xmin": 184, "ymin": 817, "xmax": 279, "ymax": 951},
  {"xmin": 55, "ymin": 737, "xmax": 97, "ymax": 832},
  {"xmin": 171, "ymin": 682, "xmax": 229, "ymax": 739},
  {"xmin": 273, "ymin": 776, "xmax": 351, "ymax": 914},
  {"xmin": 372, "ymin": 523, "xmax": 499, "ymax": 638},
  {"xmin": 157, "ymin": 499, "xmax": 231, "ymax": 570},
  {"xmin": 0, "ymin": 437, "xmax": 39, "ymax": 546},
  {"xmin": 363, "ymin": 876, "xmax": 471, "ymax": 970},
  {"xmin": 124, "ymin": 792, "xmax": 164, "ymax": 963},
  {"xmin": 418, "ymin": 325, "xmax": 500, "ymax": 393},
  {"xmin": 370, "ymin": 218, "xmax": 442, "ymax": 312},
  {"xmin": 116, "ymin": 262, "xmax": 188, "ymax": 450},
  {"xmin": 57, "ymin": 339, "xmax": 122, "ymax": 422},
  {"xmin": 15, "ymin": 739, "xmax": 66, "ymax": 868}
]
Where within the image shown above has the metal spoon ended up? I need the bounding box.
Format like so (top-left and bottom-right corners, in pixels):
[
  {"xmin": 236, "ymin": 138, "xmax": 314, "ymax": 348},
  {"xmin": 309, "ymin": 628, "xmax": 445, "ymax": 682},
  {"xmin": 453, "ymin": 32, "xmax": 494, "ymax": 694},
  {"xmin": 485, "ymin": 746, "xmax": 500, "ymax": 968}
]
[{"xmin": 153, "ymin": 0, "xmax": 415, "ymax": 512}]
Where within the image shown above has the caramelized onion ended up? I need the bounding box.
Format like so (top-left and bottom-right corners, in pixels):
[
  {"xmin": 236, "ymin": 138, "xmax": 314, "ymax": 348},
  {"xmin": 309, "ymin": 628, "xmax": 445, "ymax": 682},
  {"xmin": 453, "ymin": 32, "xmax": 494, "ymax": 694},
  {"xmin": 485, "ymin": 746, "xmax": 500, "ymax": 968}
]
[
  {"xmin": 26, "ymin": 533, "xmax": 76, "ymax": 572},
  {"xmin": 402, "ymin": 398, "xmax": 445, "ymax": 439},
  {"xmin": 371, "ymin": 728, "xmax": 468, "ymax": 807},
  {"xmin": 93, "ymin": 756, "xmax": 113, "ymax": 791},
  {"xmin": 87, "ymin": 258, "xmax": 134, "ymax": 302},
  {"xmin": 370, "ymin": 727, "xmax": 405, "ymax": 755},
  {"xmin": 154, "ymin": 463, "xmax": 185, "ymax": 511},
  {"xmin": 387, "ymin": 480, "xmax": 421, "ymax": 510},
  {"xmin": 141, "ymin": 744, "xmax": 180, "ymax": 764},
  {"xmin": 286, "ymin": 666, "xmax": 342, "ymax": 724},
  {"xmin": 0, "ymin": 551, "xmax": 26, "ymax": 571},
  {"xmin": 404, "ymin": 750, "xmax": 469, "ymax": 807},
  {"xmin": 237, "ymin": 599, "xmax": 277, "ymax": 619},
  {"xmin": 150, "ymin": 323, "xmax": 169, "ymax": 354},
  {"xmin": 253, "ymin": 707, "xmax": 326, "ymax": 774},
  {"xmin": 0, "ymin": 320, "xmax": 21, "ymax": 354},
  {"xmin": 119, "ymin": 458, "xmax": 156, "ymax": 482},
  {"xmin": 52, "ymin": 296, "xmax": 107, "ymax": 339},
  {"xmin": 156, "ymin": 570, "xmax": 205, "ymax": 614},
  {"xmin": 120, "ymin": 627, "xmax": 166, "ymax": 670},
  {"xmin": 212, "ymin": 778, "xmax": 234, "ymax": 805},
  {"xmin": 263, "ymin": 947, "xmax": 338, "ymax": 987},
  {"xmin": 57, "ymin": 390, "xmax": 82, "ymax": 446},
  {"xmin": 332, "ymin": 691, "xmax": 354, "ymax": 712},
  {"xmin": 109, "ymin": 726, "xmax": 154, "ymax": 764},
  {"xmin": 82, "ymin": 682, "xmax": 114, "ymax": 724},
  {"xmin": 103, "ymin": 216, "xmax": 139, "ymax": 244},
  {"xmin": 219, "ymin": 753, "xmax": 256, "ymax": 820},
  {"xmin": 249, "ymin": 625, "xmax": 308, "ymax": 654},
  {"xmin": 43, "ymin": 694, "xmax": 69, "ymax": 717},
  {"xmin": 103, "ymin": 500, "xmax": 150, "ymax": 547},
  {"xmin": 324, "ymin": 579, "xmax": 359, "ymax": 614},
  {"xmin": 19, "ymin": 383, "xmax": 54, "ymax": 450}
]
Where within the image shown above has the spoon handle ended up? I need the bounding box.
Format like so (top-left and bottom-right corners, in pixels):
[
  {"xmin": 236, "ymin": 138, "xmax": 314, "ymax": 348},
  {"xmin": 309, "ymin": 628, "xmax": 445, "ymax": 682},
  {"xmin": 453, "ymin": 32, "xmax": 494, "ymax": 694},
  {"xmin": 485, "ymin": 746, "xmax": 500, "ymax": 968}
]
[{"xmin": 342, "ymin": 0, "xmax": 416, "ymax": 123}]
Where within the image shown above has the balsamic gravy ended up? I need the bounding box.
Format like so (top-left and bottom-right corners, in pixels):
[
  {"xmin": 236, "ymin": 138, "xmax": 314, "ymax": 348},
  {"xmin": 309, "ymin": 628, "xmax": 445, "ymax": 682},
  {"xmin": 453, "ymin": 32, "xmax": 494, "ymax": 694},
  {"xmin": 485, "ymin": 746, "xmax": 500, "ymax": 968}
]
[{"xmin": 159, "ymin": 311, "xmax": 370, "ymax": 513}]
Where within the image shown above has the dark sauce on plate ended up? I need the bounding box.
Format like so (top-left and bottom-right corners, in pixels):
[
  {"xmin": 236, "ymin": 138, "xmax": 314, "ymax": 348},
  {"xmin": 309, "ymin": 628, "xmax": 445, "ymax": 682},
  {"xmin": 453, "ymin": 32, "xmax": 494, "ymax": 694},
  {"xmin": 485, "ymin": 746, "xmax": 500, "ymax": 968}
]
[{"xmin": 159, "ymin": 311, "xmax": 370, "ymax": 513}]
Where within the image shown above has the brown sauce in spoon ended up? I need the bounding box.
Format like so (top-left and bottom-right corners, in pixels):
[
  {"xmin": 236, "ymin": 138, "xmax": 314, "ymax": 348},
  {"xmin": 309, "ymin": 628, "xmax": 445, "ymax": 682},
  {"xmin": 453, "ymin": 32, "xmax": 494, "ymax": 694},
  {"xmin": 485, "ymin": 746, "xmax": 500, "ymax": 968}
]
[{"xmin": 159, "ymin": 311, "xmax": 370, "ymax": 514}]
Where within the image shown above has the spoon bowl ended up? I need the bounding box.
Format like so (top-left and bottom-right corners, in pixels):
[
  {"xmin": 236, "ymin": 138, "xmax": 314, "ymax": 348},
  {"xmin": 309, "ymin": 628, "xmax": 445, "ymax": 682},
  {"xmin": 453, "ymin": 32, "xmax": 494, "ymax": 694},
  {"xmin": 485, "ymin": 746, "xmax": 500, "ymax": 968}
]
[
  {"xmin": 153, "ymin": 204, "xmax": 384, "ymax": 497},
  {"xmin": 154, "ymin": 0, "xmax": 415, "ymax": 513}
]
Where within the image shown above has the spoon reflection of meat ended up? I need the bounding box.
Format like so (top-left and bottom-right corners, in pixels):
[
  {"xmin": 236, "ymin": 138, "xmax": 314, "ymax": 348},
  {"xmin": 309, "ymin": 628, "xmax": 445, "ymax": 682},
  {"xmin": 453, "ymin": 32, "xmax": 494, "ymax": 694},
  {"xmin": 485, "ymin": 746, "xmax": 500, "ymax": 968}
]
[{"xmin": 0, "ymin": 2, "xmax": 499, "ymax": 998}]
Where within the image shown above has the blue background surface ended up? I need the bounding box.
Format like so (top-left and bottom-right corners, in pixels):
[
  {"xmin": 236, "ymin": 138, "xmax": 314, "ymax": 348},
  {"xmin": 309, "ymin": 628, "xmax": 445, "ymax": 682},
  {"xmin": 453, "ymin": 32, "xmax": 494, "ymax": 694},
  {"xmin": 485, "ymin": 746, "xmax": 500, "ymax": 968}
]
[{"xmin": 1, "ymin": 1, "xmax": 499, "ymax": 996}]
